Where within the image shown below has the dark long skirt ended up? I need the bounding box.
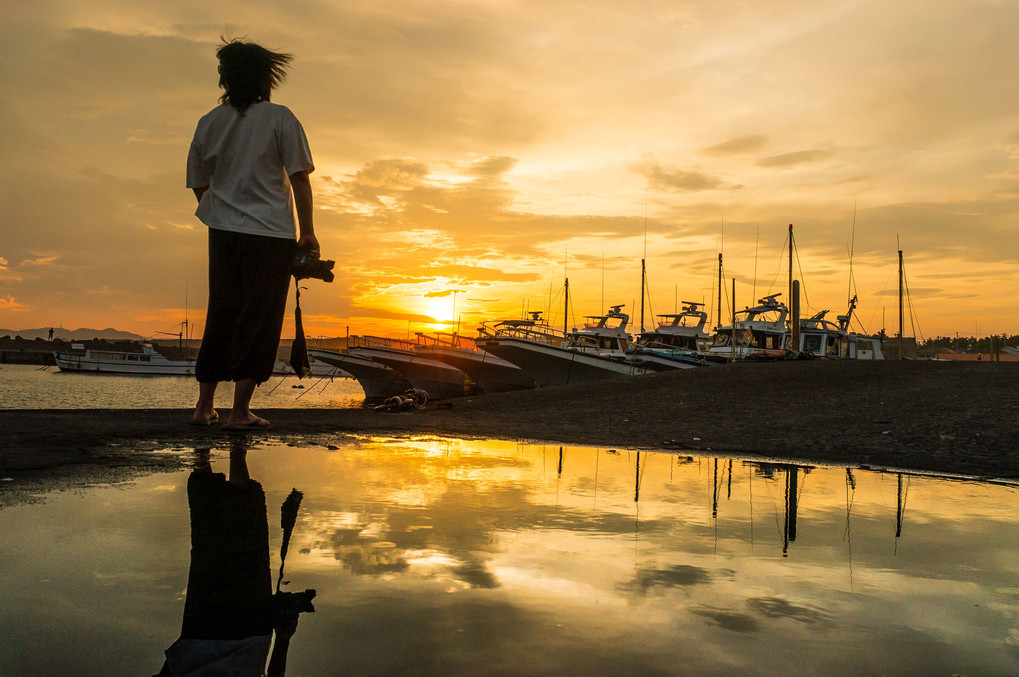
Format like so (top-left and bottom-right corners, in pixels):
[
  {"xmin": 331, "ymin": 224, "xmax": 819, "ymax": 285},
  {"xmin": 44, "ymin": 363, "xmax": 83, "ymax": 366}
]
[{"xmin": 196, "ymin": 228, "xmax": 294, "ymax": 384}]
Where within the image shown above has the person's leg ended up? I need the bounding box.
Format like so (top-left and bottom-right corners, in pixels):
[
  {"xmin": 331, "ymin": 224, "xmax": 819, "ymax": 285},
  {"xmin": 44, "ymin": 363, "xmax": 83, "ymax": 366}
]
[
  {"xmin": 223, "ymin": 233, "xmax": 294, "ymax": 429},
  {"xmin": 192, "ymin": 381, "xmax": 220, "ymax": 424},
  {"xmin": 226, "ymin": 377, "xmax": 263, "ymax": 426},
  {"xmin": 194, "ymin": 228, "xmax": 244, "ymax": 424}
]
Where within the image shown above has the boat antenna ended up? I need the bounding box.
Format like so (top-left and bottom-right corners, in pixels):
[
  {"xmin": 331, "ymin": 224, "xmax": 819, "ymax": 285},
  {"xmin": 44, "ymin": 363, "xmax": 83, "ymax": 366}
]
[
  {"xmin": 640, "ymin": 206, "xmax": 647, "ymax": 332},
  {"xmin": 788, "ymin": 224, "xmax": 793, "ymax": 312},
  {"xmin": 848, "ymin": 203, "xmax": 857, "ymax": 306},
  {"xmin": 752, "ymin": 225, "xmax": 760, "ymax": 303},
  {"xmin": 898, "ymin": 235, "xmax": 903, "ymax": 360},
  {"xmin": 717, "ymin": 252, "xmax": 723, "ymax": 327}
]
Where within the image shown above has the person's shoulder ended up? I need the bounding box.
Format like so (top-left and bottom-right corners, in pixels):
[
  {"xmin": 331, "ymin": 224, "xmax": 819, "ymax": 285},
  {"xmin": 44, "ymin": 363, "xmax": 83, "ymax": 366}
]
[
  {"xmin": 196, "ymin": 104, "xmax": 236, "ymax": 127},
  {"xmin": 258, "ymin": 101, "xmax": 302, "ymax": 124},
  {"xmin": 200, "ymin": 103, "xmax": 234, "ymax": 119}
]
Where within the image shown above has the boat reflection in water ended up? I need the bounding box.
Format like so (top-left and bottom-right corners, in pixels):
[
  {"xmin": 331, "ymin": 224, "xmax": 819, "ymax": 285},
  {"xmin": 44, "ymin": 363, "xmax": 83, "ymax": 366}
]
[
  {"xmin": 1, "ymin": 439, "xmax": 1016, "ymax": 676},
  {"xmin": 154, "ymin": 443, "xmax": 314, "ymax": 677}
]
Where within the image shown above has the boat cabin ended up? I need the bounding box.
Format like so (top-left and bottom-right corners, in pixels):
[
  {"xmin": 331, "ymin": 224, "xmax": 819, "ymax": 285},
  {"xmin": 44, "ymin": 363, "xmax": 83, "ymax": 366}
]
[
  {"xmin": 566, "ymin": 305, "xmax": 632, "ymax": 353},
  {"xmin": 637, "ymin": 302, "xmax": 710, "ymax": 352},
  {"xmin": 710, "ymin": 294, "xmax": 789, "ymax": 353}
]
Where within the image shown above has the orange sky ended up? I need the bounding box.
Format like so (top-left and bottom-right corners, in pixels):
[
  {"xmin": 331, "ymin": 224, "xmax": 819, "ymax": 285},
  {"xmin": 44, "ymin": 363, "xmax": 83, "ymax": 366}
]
[{"xmin": 2, "ymin": 1, "xmax": 1017, "ymax": 341}]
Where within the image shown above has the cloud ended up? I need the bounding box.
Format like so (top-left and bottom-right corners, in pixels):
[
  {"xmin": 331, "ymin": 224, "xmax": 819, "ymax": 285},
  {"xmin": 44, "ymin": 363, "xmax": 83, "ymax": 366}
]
[
  {"xmin": 632, "ymin": 156, "xmax": 733, "ymax": 193},
  {"xmin": 0, "ymin": 296, "xmax": 27, "ymax": 312},
  {"xmin": 756, "ymin": 149, "xmax": 835, "ymax": 168},
  {"xmin": 463, "ymin": 156, "xmax": 518, "ymax": 179},
  {"xmin": 346, "ymin": 305, "xmax": 438, "ymax": 324},
  {"xmin": 701, "ymin": 135, "xmax": 768, "ymax": 156},
  {"xmin": 2, "ymin": 1, "xmax": 1018, "ymax": 336}
]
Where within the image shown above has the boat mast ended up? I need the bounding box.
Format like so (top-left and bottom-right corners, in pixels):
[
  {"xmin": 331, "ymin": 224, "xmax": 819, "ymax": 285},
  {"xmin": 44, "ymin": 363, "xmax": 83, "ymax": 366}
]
[
  {"xmin": 788, "ymin": 224, "xmax": 793, "ymax": 308},
  {"xmin": 639, "ymin": 258, "xmax": 646, "ymax": 333},
  {"xmin": 898, "ymin": 247, "xmax": 904, "ymax": 360},
  {"xmin": 640, "ymin": 214, "xmax": 647, "ymax": 332},
  {"xmin": 717, "ymin": 253, "xmax": 723, "ymax": 327},
  {"xmin": 564, "ymin": 277, "xmax": 569, "ymax": 336}
]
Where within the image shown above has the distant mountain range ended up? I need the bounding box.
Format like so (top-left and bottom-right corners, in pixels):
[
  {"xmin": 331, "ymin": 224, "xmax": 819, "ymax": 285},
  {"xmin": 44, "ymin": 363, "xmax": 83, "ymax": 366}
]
[{"xmin": 0, "ymin": 327, "xmax": 145, "ymax": 341}]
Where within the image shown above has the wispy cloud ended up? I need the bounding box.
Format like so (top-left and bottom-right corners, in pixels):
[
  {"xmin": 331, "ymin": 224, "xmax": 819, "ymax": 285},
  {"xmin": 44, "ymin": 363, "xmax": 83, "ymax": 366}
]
[{"xmin": 756, "ymin": 149, "xmax": 835, "ymax": 168}]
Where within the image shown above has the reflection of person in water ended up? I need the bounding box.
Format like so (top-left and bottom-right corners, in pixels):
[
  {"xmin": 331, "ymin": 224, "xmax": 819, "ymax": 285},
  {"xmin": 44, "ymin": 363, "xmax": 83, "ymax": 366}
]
[{"xmin": 155, "ymin": 444, "xmax": 313, "ymax": 677}]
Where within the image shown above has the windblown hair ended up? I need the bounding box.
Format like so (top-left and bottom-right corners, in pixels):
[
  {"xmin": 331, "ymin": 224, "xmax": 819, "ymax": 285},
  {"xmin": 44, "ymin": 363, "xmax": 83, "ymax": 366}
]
[{"xmin": 216, "ymin": 39, "xmax": 293, "ymax": 112}]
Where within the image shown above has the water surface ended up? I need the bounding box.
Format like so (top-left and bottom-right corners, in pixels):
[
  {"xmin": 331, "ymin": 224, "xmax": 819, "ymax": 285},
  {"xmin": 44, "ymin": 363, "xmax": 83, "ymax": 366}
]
[
  {"xmin": 1, "ymin": 438, "xmax": 1016, "ymax": 675},
  {"xmin": 0, "ymin": 363, "xmax": 364, "ymax": 409}
]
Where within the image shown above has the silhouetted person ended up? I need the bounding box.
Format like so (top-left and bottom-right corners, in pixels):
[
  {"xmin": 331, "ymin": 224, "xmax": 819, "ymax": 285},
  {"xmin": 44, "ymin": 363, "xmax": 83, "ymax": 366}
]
[
  {"xmin": 48, "ymin": 328, "xmax": 54, "ymax": 341},
  {"xmin": 187, "ymin": 38, "xmax": 318, "ymax": 429},
  {"xmin": 155, "ymin": 445, "xmax": 313, "ymax": 676}
]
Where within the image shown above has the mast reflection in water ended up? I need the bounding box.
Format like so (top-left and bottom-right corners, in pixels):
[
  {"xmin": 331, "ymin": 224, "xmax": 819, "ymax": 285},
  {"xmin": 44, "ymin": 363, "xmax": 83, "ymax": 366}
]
[{"xmin": 0, "ymin": 438, "xmax": 1016, "ymax": 676}]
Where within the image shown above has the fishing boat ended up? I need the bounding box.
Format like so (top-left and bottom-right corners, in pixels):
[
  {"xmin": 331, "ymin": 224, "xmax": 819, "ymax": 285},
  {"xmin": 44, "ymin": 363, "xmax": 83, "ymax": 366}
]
[
  {"xmin": 629, "ymin": 302, "xmax": 722, "ymax": 370},
  {"xmin": 412, "ymin": 332, "xmax": 537, "ymax": 393},
  {"xmin": 709, "ymin": 293, "xmax": 884, "ymax": 361},
  {"xmin": 797, "ymin": 296, "xmax": 884, "ymax": 359},
  {"xmin": 307, "ymin": 347, "xmax": 414, "ymax": 403},
  {"xmin": 53, "ymin": 343, "xmax": 196, "ymax": 376},
  {"xmin": 346, "ymin": 336, "xmax": 476, "ymax": 400},
  {"xmin": 707, "ymin": 293, "xmax": 791, "ymax": 360},
  {"xmin": 480, "ymin": 305, "xmax": 649, "ymax": 386}
]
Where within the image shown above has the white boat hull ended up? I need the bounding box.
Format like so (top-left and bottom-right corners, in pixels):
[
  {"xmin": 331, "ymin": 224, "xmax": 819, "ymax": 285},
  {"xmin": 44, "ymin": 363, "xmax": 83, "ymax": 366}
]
[
  {"xmin": 347, "ymin": 347, "xmax": 474, "ymax": 400},
  {"xmin": 308, "ymin": 348, "xmax": 412, "ymax": 403},
  {"xmin": 479, "ymin": 337, "xmax": 648, "ymax": 386},
  {"xmin": 53, "ymin": 350, "xmax": 195, "ymax": 376},
  {"xmin": 414, "ymin": 345, "xmax": 536, "ymax": 393}
]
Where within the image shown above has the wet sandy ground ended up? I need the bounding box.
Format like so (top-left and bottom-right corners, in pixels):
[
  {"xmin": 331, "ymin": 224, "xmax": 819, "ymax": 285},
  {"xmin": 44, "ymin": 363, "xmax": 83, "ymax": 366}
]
[{"xmin": 2, "ymin": 360, "xmax": 1017, "ymax": 504}]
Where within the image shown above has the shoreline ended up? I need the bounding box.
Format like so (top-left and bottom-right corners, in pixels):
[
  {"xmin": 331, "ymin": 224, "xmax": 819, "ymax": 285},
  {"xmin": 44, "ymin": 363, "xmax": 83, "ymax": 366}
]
[{"xmin": 2, "ymin": 360, "xmax": 1017, "ymax": 505}]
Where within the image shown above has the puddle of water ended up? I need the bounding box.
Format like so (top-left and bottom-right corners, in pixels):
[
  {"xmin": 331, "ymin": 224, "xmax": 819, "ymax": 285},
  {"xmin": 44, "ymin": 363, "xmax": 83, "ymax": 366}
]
[{"xmin": 1, "ymin": 438, "xmax": 1017, "ymax": 675}]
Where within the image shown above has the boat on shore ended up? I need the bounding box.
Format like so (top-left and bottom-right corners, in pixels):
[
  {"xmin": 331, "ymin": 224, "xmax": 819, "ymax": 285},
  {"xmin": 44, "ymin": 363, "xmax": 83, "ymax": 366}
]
[
  {"xmin": 412, "ymin": 332, "xmax": 537, "ymax": 394},
  {"xmin": 53, "ymin": 343, "xmax": 196, "ymax": 376},
  {"xmin": 346, "ymin": 337, "xmax": 476, "ymax": 400},
  {"xmin": 480, "ymin": 305, "xmax": 649, "ymax": 386},
  {"xmin": 630, "ymin": 302, "xmax": 722, "ymax": 370},
  {"xmin": 708, "ymin": 293, "xmax": 791, "ymax": 361},
  {"xmin": 307, "ymin": 347, "xmax": 414, "ymax": 403},
  {"xmin": 708, "ymin": 293, "xmax": 884, "ymax": 361},
  {"xmin": 797, "ymin": 296, "xmax": 884, "ymax": 360}
]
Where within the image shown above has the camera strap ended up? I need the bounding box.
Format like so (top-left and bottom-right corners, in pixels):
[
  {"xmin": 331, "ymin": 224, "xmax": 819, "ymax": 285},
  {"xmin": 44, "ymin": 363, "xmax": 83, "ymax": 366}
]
[{"xmin": 288, "ymin": 282, "xmax": 311, "ymax": 378}]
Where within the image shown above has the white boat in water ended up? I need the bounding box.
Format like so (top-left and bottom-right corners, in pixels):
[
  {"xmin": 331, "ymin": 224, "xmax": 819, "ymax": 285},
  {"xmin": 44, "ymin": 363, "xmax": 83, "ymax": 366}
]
[
  {"xmin": 630, "ymin": 302, "xmax": 722, "ymax": 370},
  {"xmin": 307, "ymin": 347, "xmax": 414, "ymax": 403},
  {"xmin": 480, "ymin": 305, "xmax": 649, "ymax": 386},
  {"xmin": 53, "ymin": 343, "xmax": 196, "ymax": 376}
]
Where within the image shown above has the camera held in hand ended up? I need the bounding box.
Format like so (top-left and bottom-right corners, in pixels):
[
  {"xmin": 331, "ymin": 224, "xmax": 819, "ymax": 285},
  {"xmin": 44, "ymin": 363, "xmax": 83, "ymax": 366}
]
[{"xmin": 292, "ymin": 243, "xmax": 335, "ymax": 283}]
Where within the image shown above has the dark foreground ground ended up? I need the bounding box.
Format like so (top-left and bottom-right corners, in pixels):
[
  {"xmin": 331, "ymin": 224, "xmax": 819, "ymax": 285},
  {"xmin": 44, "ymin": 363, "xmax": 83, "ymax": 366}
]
[{"xmin": 2, "ymin": 360, "xmax": 1017, "ymax": 504}]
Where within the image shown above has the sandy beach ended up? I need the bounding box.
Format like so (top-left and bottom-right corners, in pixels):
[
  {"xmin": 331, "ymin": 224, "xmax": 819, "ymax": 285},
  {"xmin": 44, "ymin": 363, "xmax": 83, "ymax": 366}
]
[{"xmin": 2, "ymin": 360, "xmax": 1017, "ymax": 504}]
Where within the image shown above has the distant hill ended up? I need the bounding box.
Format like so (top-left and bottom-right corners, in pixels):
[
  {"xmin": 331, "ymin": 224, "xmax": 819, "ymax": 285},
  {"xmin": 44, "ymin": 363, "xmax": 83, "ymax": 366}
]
[{"xmin": 0, "ymin": 327, "xmax": 144, "ymax": 341}]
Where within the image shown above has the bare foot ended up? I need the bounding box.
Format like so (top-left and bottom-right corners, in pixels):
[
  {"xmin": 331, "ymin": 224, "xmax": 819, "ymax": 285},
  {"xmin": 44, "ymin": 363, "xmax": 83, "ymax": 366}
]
[{"xmin": 190, "ymin": 410, "xmax": 219, "ymax": 426}]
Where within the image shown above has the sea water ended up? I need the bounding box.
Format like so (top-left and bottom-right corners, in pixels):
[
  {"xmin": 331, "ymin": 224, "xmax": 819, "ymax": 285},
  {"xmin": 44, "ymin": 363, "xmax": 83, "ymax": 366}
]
[
  {"xmin": 0, "ymin": 438, "xmax": 1016, "ymax": 675},
  {"xmin": 0, "ymin": 363, "xmax": 365, "ymax": 409}
]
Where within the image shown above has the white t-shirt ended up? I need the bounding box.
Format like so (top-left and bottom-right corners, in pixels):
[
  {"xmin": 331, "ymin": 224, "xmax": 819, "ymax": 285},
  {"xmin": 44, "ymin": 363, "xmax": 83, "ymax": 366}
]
[{"xmin": 187, "ymin": 102, "xmax": 314, "ymax": 240}]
